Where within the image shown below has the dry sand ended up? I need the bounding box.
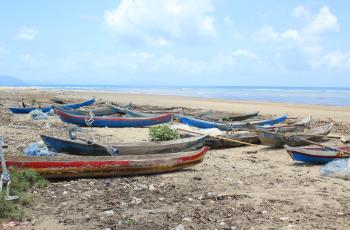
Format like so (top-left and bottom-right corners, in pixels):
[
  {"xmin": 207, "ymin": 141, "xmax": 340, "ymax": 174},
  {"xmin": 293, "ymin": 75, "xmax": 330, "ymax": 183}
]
[{"xmin": 1, "ymin": 87, "xmax": 350, "ymax": 229}]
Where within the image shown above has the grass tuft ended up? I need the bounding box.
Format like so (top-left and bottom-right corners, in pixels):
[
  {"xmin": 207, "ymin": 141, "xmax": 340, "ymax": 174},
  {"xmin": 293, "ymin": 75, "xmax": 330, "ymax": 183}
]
[{"xmin": 0, "ymin": 169, "xmax": 47, "ymax": 220}]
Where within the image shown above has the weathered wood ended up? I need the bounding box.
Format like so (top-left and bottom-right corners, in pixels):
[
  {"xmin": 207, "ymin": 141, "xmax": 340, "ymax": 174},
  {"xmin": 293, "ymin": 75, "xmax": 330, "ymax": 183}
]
[
  {"xmin": 176, "ymin": 128, "xmax": 258, "ymax": 147},
  {"xmin": 4, "ymin": 147, "xmax": 209, "ymax": 179}
]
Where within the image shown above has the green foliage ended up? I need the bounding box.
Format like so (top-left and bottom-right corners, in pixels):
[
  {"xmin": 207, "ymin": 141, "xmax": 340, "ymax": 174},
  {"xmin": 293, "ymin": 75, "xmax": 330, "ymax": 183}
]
[
  {"xmin": 0, "ymin": 169, "xmax": 47, "ymax": 220},
  {"xmin": 123, "ymin": 218, "xmax": 137, "ymax": 226},
  {"xmin": 149, "ymin": 125, "xmax": 179, "ymax": 141}
]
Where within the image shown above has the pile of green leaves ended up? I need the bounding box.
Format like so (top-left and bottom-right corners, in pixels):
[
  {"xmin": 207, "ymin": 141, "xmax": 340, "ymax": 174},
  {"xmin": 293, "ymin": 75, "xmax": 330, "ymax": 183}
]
[
  {"xmin": 0, "ymin": 169, "xmax": 47, "ymax": 220},
  {"xmin": 149, "ymin": 125, "xmax": 179, "ymax": 141}
]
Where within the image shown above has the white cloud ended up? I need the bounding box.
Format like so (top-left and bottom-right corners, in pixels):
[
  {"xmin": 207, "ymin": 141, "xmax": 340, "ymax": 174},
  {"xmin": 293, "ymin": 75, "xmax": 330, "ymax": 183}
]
[
  {"xmin": 254, "ymin": 6, "xmax": 342, "ymax": 71},
  {"xmin": 14, "ymin": 26, "xmax": 40, "ymax": 41},
  {"xmin": 104, "ymin": 0, "xmax": 216, "ymax": 46},
  {"xmin": 292, "ymin": 6, "xmax": 311, "ymax": 19},
  {"xmin": 280, "ymin": 29, "xmax": 300, "ymax": 40},
  {"xmin": 313, "ymin": 51, "xmax": 350, "ymax": 69},
  {"xmin": 224, "ymin": 16, "xmax": 232, "ymax": 25},
  {"xmin": 232, "ymin": 49, "xmax": 260, "ymax": 61},
  {"xmin": 255, "ymin": 26, "xmax": 280, "ymax": 42},
  {"xmin": 303, "ymin": 6, "xmax": 339, "ymax": 35}
]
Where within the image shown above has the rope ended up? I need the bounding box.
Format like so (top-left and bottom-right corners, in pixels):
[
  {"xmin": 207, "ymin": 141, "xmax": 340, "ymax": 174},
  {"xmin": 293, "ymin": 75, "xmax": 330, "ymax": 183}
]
[
  {"xmin": 106, "ymin": 146, "xmax": 118, "ymax": 156},
  {"xmin": 84, "ymin": 111, "xmax": 95, "ymax": 127},
  {"xmin": 0, "ymin": 137, "xmax": 18, "ymax": 200}
]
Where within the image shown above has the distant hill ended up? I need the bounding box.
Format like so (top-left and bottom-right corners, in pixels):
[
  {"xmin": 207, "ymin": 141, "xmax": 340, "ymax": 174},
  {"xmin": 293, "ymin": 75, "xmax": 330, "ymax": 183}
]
[{"xmin": 0, "ymin": 76, "xmax": 27, "ymax": 86}]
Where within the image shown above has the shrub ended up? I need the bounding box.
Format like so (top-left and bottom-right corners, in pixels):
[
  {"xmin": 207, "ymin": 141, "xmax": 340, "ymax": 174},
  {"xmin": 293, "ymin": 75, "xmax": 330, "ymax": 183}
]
[
  {"xmin": 149, "ymin": 125, "xmax": 179, "ymax": 141},
  {"xmin": 0, "ymin": 169, "xmax": 47, "ymax": 220}
]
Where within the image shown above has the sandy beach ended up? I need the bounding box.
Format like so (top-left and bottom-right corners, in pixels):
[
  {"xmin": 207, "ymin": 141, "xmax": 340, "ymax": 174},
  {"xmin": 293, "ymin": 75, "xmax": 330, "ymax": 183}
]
[{"xmin": 1, "ymin": 87, "xmax": 350, "ymax": 229}]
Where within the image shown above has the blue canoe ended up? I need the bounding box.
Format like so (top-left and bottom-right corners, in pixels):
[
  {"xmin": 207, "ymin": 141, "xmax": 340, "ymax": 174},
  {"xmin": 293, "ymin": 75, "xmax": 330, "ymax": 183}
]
[
  {"xmin": 176, "ymin": 114, "xmax": 288, "ymax": 130},
  {"xmin": 285, "ymin": 145, "xmax": 350, "ymax": 164},
  {"xmin": 9, "ymin": 98, "xmax": 96, "ymax": 114},
  {"xmin": 54, "ymin": 106, "xmax": 173, "ymax": 128}
]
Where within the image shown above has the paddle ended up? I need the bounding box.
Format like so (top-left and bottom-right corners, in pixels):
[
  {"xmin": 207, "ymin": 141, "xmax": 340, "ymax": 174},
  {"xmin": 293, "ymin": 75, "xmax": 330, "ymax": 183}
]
[
  {"xmin": 289, "ymin": 137, "xmax": 350, "ymax": 156},
  {"xmin": 176, "ymin": 128, "xmax": 258, "ymax": 147}
]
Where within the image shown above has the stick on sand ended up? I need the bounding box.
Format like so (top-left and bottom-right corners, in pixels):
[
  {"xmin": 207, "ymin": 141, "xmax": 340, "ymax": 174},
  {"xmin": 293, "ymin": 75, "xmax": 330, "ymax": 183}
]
[
  {"xmin": 176, "ymin": 128, "xmax": 258, "ymax": 147},
  {"xmin": 293, "ymin": 137, "xmax": 350, "ymax": 155}
]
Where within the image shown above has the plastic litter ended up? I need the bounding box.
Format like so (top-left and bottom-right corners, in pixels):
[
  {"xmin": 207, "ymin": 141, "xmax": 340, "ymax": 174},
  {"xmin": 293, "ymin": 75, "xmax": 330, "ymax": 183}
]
[
  {"xmin": 46, "ymin": 109, "xmax": 55, "ymax": 116},
  {"xmin": 23, "ymin": 141, "xmax": 57, "ymax": 156},
  {"xmin": 29, "ymin": 109, "xmax": 48, "ymax": 120},
  {"xmin": 320, "ymin": 158, "xmax": 350, "ymax": 180}
]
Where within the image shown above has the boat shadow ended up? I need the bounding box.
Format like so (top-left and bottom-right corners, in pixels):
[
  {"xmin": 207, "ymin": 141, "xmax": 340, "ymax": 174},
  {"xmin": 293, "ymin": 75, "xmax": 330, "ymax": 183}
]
[{"xmin": 48, "ymin": 168, "xmax": 198, "ymax": 182}]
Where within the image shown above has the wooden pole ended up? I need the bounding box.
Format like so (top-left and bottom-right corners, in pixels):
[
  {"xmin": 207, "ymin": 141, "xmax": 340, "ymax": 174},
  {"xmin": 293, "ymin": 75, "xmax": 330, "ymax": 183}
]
[
  {"xmin": 293, "ymin": 137, "xmax": 350, "ymax": 155},
  {"xmin": 176, "ymin": 128, "xmax": 258, "ymax": 147}
]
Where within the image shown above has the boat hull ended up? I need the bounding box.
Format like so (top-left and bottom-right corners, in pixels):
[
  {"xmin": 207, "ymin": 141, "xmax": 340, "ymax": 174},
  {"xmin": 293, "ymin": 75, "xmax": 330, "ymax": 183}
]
[
  {"xmin": 41, "ymin": 135, "xmax": 207, "ymax": 156},
  {"xmin": 54, "ymin": 107, "xmax": 173, "ymax": 127},
  {"xmin": 9, "ymin": 98, "xmax": 95, "ymax": 114},
  {"xmin": 177, "ymin": 114, "xmax": 288, "ymax": 130},
  {"xmin": 4, "ymin": 147, "xmax": 209, "ymax": 179},
  {"xmin": 285, "ymin": 145, "xmax": 349, "ymax": 164},
  {"xmin": 258, "ymin": 123, "xmax": 332, "ymax": 148}
]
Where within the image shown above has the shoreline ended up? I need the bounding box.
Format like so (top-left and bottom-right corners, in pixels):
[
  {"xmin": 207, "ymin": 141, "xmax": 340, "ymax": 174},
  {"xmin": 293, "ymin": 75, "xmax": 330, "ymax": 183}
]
[
  {"xmin": 1, "ymin": 85, "xmax": 350, "ymax": 107},
  {"xmin": 2, "ymin": 86, "xmax": 350, "ymax": 121}
]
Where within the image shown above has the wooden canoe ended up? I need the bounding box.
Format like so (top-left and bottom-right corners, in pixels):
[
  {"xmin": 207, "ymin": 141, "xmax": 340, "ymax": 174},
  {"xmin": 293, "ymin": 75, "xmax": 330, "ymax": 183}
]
[
  {"xmin": 204, "ymin": 116, "xmax": 311, "ymax": 148},
  {"xmin": 54, "ymin": 106, "xmax": 173, "ymax": 128},
  {"xmin": 4, "ymin": 147, "xmax": 209, "ymax": 179},
  {"xmin": 176, "ymin": 114, "xmax": 288, "ymax": 130},
  {"xmin": 203, "ymin": 111, "xmax": 259, "ymax": 122},
  {"xmin": 285, "ymin": 145, "xmax": 349, "ymax": 164},
  {"xmin": 257, "ymin": 123, "xmax": 333, "ymax": 148},
  {"xmin": 9, "ymin": 98, "xmax": 95, "ymax": 114},
  {"xmin": 41, "ymin": 135, "xmax": 207, "ymax": 156},
  {"xmin": 57, "ymin": 106, "xmax": 123, "ymax": 116}
]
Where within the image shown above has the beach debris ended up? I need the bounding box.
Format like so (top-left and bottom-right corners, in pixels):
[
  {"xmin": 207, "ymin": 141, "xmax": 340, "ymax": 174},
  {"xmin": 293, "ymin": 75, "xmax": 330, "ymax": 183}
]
[
  {"xmin": 280, "ymin": 216, "xmax": 290, "ymax": 221},
  {"xmin": 183, "ymin": 217, "xmax": 192, "ymax": 222},
  {"xmin": 104, "ymin": 210, "xmax": 115, "ymax": 216},
  {"xmin": 320, "ymin": 158, "xmax": 350, "ymax": 180},
  {"xmin": 243, "ymin": 150, "xmax": 257, "ymax": 154},
  {"xmin": 340, "ymin": 136, "xmax": 350, "ymax": 143},
  {"xmin": 24, "ymin": 141, "xmax": 57, "ymax": 156},
  {"xmin": 29, "ymin": 109, "xmax": 48, "ymax": 120},
  {"xmin": 148, "ymin": 184, "xmax": 156, "ymax": 191},
  {"xmin": 174, "ymin": 224, "xmax": 185, "ymax": 230},
  {"xmin": 131, "ymin": 197, "xmax": 142, "ymax": 205},
  {"xmin": 2, "ymin": 221, "xmax": 29, "ymax": 229},
  {"xmin": 104, "ymin": 179, "xmax": 111, "ymax": 188}
]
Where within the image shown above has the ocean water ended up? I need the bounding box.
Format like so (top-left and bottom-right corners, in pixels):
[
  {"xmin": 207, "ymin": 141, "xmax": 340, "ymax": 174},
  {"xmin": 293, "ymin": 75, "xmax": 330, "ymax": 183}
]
[{"xmin": 35, "ymin": 85, "xmax": 350, "ymax": 107}]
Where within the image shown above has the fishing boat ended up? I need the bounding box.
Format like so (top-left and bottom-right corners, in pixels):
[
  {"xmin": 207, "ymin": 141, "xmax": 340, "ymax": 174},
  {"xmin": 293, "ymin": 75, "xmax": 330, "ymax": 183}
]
[
  {"xmin": 285, "ymin": 145, "xmax": 349, "ymax": 164},
  {"xmin": 54, "ymin": 106, "xmax": 173, "ymax": 127},
  {"xmin": 4, "ymin": 147, "xmax": 209, "ymax": 179},
  {"xmin": 9, "ymin": 98, "xmax": 96, "ymax": 114},
  {"xmin": 59, "ymin": 106, "xmax": 123, "ymax": 117},
  {"xmin": 176, "ymin": 114, "xmax": 288, "ymax": 130},
  {"xmin": 204, "ymin": 116, "xmax": 311, "ymax": 148},
  {"xmin": 257, "ymin": 123, "xmax": 333, "ymax": 148},
  {"xmin": 41, "ymin": 134, "xmax": 207, "ymax": 156},
  {"xmin": 203, "ymin": 111, "xmax": 259, "ymax": 122}
]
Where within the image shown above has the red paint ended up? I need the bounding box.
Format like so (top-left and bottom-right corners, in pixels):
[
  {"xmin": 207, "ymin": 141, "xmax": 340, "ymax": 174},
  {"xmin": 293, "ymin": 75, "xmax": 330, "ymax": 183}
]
[
  {"xmin": 6, "ymin": 147, "xmax": 209, "ymax": 169},
  {"xmin": 178, "ymin": 146, "xmax": 209, "ymax": 162},
  {"xmin": 7, "ymin": 160, "xmax": 130, "ymax": 168}
]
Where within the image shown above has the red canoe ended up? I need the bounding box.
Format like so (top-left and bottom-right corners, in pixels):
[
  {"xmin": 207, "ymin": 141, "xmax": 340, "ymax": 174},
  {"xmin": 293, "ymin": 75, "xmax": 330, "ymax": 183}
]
[{"xmin": 5, "ymin": 147, "xmax": 209, "ymax": 179}]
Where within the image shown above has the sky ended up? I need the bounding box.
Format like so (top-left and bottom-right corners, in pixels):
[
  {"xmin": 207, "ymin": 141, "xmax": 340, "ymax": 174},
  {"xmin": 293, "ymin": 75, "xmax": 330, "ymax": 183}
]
[{"xmin": 0, "ymin": 0, "xmax": 349, "ymax": 86}]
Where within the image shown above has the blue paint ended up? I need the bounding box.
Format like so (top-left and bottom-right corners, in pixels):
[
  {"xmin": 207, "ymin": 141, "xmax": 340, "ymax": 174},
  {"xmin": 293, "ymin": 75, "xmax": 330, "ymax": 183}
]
[
  {"xmin": 9, "ymin": 98, "xmax": 96, "ymax": 114},
  {"xmin": 289, "ymin": 152, "xmax": 338, "ymax": 164},
  {"xmin": 176, "ymin": 114, "xmax": 288, "ymax": 130},
  {"xmin": 55, "ymin": 106, "xmax": 173, "ymax": 128}
]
